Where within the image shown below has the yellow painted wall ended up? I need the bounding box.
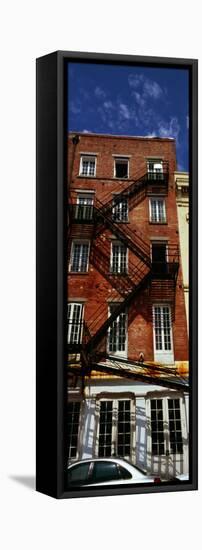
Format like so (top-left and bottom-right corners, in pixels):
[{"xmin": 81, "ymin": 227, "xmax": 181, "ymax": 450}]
[{"xmin": 175, "ymin": 172, "xmax": 189, "ymax": 332}]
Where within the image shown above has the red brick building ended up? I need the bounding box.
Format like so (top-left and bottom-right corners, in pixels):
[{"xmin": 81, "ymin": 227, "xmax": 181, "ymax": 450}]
[{"xmin": 67, "ymin": 132, "xmax": 189, "ymax": 479}]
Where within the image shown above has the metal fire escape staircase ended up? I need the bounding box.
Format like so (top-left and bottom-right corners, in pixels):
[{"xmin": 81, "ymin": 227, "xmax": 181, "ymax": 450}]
[{"xmin": 68, "ymin": 164, "xmax": 188, "ymax": 392}]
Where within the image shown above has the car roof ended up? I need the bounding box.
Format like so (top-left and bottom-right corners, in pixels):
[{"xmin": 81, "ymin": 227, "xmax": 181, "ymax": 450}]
[{"xmin": 68, "ymin": 457, "xmax": 144, "ymax": 473}]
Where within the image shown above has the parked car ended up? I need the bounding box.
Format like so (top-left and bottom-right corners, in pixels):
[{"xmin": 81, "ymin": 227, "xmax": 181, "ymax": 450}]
[
  {"xmin": 67, "ymin": 458, "xmax": 161, "ymax": 487},
  {"xmin": 172, "ymin": 473, "xmax": 189, "ymax": 482}
]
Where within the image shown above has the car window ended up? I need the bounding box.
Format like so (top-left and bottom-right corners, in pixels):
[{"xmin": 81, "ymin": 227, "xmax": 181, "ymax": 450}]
[
  {"xmin": 118, "ymin": 465, "xmax": 132, "ymax": 480},
  {"xmin": 67, "ymin": 463, "xmax": 90, "ymax": 486},
  {"xmin": 91, "ymin": 461, "xmax": 120, "ymax": 483}
]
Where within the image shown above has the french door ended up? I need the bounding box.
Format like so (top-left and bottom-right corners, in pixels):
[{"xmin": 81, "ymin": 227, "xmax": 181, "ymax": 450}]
[
  {"xmin": 96, "ymin": 398, "xmax": 135, "ymax": 462},
  {"xmin": 147, "ymin": 395, "xmax": 188, "ymax": 478}
]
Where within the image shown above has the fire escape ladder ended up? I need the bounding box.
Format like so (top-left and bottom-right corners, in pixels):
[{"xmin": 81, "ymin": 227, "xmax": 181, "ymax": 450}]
[
  {"xmin": 85, "ymin": 271, "xmax": 151, "ymax": 354},
  {"xmin": 95, "ymin": 161, "xmax": 169, "ymax": 216},
  {"xmin": 94, "ymin": 198, "xmax": 151, "ymax": 267}
]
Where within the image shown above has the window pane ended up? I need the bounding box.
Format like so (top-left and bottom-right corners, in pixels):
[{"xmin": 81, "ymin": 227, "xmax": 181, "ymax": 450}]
[
  {"xmin": 150, "ymin": 199, "xmax": 166, "ymax": 223},
  {"xmin": 108, "ymin": 308, "xmax": 127, "ymax": 353},
  {"xmin": 71, "ymin": 242, "xmax": 89, "ymax": 272},
  {"xmin": 115, "ymin": 160, "xmax": 128, "ymax": 178},
  {"xmin": 151, "ymin": 399, "xmax": 165, "ymax": 455},
  {"xmin": 117, "ymin": 400, "xmax": 131, "ymax": 457},
  {"xmin": 98, "ymin": 401, "xmax": 113, "ymax": 457},
  {"xmin": 112, "ymin": 197, "xmax": 128, "ymax": 222},
  {"xmin": 92, "ymin": 462, "xmax": 120, "ymax": 482},
  {"xmin": 67, "ymin": 463, "xmax": 89, "ymax": 486},
  {"xmin": 81, "ymin": 157, "xmax": 96, "ymax": 176},
  {"xmin": 67, "ymin": 303, "xmax": 83, "ymax": 344},
  {"xmin": 168, "ymin": 399, "xmax": 183, "ymax": 455},
  {"xmin": 66, "ymin": 402, "xmax": 81, "ymax": 459}
]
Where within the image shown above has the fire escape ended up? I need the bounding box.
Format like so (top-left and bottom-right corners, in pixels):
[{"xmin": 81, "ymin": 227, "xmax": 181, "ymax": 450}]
[{"xmin": 68, "ymin": 162, "xmax": 188, "ymax": 392}]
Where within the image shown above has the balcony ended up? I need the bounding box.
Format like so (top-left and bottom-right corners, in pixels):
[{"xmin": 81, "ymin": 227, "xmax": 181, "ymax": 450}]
[
  {"xmin": 151, "ymin": 245, "xmax": 179, "ymax": 280},
  {"xmin": 146, "ymin": 161, "xmax": 169, "ymax": 194}
]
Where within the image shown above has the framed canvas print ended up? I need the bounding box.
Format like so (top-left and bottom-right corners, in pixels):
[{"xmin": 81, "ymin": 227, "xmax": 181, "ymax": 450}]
[{"xmin": 36, "ymin": 51, "xmax": 198, "ymax": 499}]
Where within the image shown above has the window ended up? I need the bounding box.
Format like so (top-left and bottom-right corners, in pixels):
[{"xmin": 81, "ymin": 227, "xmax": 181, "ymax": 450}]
[
  {"xmin": 98, "ymin": 401, "xmax": 113, "ymax": 457},
  {"xmin": 150, "ymin": 198, "xmax": 166, "ymax": 223},
  {"xmin": 150, "ymin": 399, "xmax": 165, "ymax": 455},
  {"xmin": 67, "ymin": 303, "xmax": 83, "ymax": 344},
  {"xmin": 150, "ymin": 397, "xmax": 183, "ymax": 456},
  {"xmin": 67, "ymin": 462, "xmax": 90, "ymax": 486},
  {"xmin": 69, "ymin": 241, "xmax": 90, "ymax": 272},
  {"xmin": 112, "ymin": 197, "xmax": 128, "ymax": 222},
  {"xmin": 108, "ymin": 306, "xmax": 127, "ymax": 356},
  {"xmin": 114, "ymin": 158, "xmax": 129, "ymax": 178},
  {"xmin": 79, "ymin": 156, "xmax": 96, "ymax": 177},
  {"xmin": 98, "ymin": 399, "xmax": 132, "ymax": 459},
  {"xmin": 153, "ymin": 305, "xmax": 174, "ymax": 364},
  {"xmin": 111, "ymin": 242, "xmax": 127, "ymax": 273},
  {"xmin": 147, "ymin": 160, "xmax": 163, "ymax": 180},
  {"xmin": 66, "ymin": 401, "xmax": 81, "ymax": 459},
  {"xmin": 151, "ymin": 242, "xmax": 168, "ymax": 274},
  {"xmin": 168, "ymin": 399, "xmax": 183, "ymax": 454},
  {"xmin": 75, "ymin": 194, "xmax": 94, "ymax": 220},
  {"xmin": 91, "ymin": 461, "xmax": 120, "ymax": 483}
]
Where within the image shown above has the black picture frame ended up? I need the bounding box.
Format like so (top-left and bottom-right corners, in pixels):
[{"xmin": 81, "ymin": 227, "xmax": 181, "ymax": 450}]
[{"xmin": 36, "ymin": 50, "xmax": 198, "ymax": 499}]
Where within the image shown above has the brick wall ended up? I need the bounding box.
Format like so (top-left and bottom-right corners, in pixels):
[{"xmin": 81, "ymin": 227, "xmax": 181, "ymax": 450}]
[{"xmin": 68, "ymin": 133, "xmax": 188, "ymax": 363}]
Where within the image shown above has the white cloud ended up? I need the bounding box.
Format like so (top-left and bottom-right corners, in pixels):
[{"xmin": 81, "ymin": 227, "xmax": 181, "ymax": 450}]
[
  {"xmin": 128, "ymin": 73, "xmax": 164, "ymax": 100},
  {"xmin": 158, "ymin": 117, "xmax": 180, "ymax": 140},
  {"xmin": 128, "ymin": 74, "xmax": 144, "ymax": 89},
  {"xmin": 186, "ymin": 115, "xmax": 189, "ymax": 130},
  {"xmin": 143, "ymin": 80, "xmax": 163, "ymax": 99},
  {"xmin": 103, "ymin": 101, "xmax": 113, "ymax": 110},
  {"xmin": 82, "ymin": 129, "xmax": 91, "ymax": 133},
  {"xmin": 132, "ymin": 91, "xmax": 146, "ymax": 108},
  {"xmin": 94, "ymin": 86, "xmax": 106, "ymax": 99},
  {"xmin": 119, "ymin": 103, "xmax": 131, "ymax": 120}
]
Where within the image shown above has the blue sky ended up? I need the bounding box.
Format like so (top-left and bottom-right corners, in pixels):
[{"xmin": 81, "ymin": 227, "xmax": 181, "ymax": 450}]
[{"xmin": 67, "ymin": 63, "xmax": 189, "ymax": 171}]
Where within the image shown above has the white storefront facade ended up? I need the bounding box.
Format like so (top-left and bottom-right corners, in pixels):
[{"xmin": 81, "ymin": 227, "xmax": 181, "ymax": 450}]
[{"xmin": 67, "ymin": 378, "xmax": 189, "ymax": 480}]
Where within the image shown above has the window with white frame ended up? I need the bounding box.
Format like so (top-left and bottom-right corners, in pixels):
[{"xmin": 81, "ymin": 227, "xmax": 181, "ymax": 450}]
[
  {"xmin": 147, "ymin": 160, "xmax": 163, "ymax": 180},
  {"xmin": 150, "ymin": 397, "xmax": 183, "ymax": 456},
  {"xmin": 108, "ymin": 305, "xmax": 127, "ymax": 356},
  {"xmin": 66, "ymin": 401, "xmax": 81, "ymax": 460},
  {"xmin": 110, "ymin": 242, "xmax": 127, "ymax": 273},
  {"xmin": 69, "ymin": 241, "xmax": 90, "ymax": 272},
  {"xmin": 67, "ymin": 303, "xmax": 83, "ymax": 344},
  {"xmin": 79, "ymin": 156, "xmax": 96, "ymax": 177},
  {"xmin": 114, "ymin": 158, "xmax": 129, "ymax": 179},
  {"xmin": 149, "ymin": 198, "xmax": 166, "ymax": 223},
  {"xmin": 112, "ymin": 196, "xmax": 128, "ymax": 222},
  {"xmin": 153, "ymin": 305, "xmax": 174, "ymax": 363},
  {"xmin": 97, "ymin": 399, "xmax": 133, "ymax": 459},
  {"xmin": 75, "ymin": 193, "xmax": 94, "ymax": 220}
]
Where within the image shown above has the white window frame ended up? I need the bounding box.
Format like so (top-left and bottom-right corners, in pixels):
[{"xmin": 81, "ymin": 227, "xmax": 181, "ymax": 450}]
[
  {"xmin": 112, "ymin": 196, "xmax": 129, "ymax": 222},
  {"xmin": 152, "ymin": 304, "xmax": 174, "ymax": 364},
  {"xmin": 149, "ymin": 198, "xmax": 166, "ymax": 223},
  {"xmin": 95, "ymin": 396, "xmax": 136, "ymax": 462},
  {"xmin": 69, "ymin": 240, "xmax": 90, "ymax": 273},
  {"xmin": 66, "ymin": 401, "xmax": 82, "ymax": 461},
  {"xmin": 147, "ymin": 394, "xmax": 186, "ymax": 457},
  {"xmin": 107, "ymin": 304, "xmax": 128, "ymax": 358},
  {"xmin": 75, "ymin": 193, "xmax": 94, "ymax": 220},
  {"xmin": 147, "ymin": 159, "xmax": 163, "ymax": 178},
  {"xmin": 114, "ymin": 157, "xmax": 129, "ymax": 179},
  {"xmin": 79, "ymin": 155, "xmax": 97, "ymax": 177},
  {"xmin": 67, "ymin": 302, "xmax": 84, "ymax": 344},
  {"xmin": 110, "ymin": 241, "xmax": 128, "ymax": 274}
]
